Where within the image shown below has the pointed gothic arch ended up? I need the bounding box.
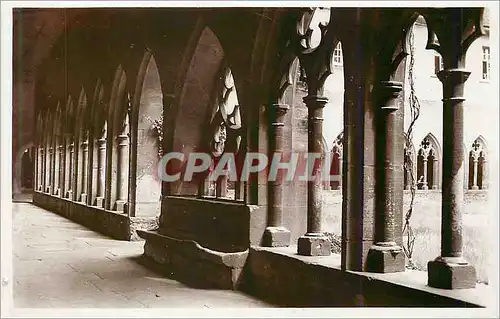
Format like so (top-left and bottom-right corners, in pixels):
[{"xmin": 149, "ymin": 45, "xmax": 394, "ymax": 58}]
[
  {"xmin": 468, "ymin": 135, "xmax": 488, "ymax": 190},
  {"xmin": 416, "ymin": 133, "xmax": 441, "ymax": 190}
]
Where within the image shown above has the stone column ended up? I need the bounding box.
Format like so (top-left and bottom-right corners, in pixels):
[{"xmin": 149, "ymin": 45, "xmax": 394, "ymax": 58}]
[
  {"xmin": 80, "ymin": 139, "xmax": 89, "ymax": 203},
  {"xmin": 46, "ymin": 147, "xmax": 53, "ymax": 193},
  {"xmin": 421, "ymin": 156, "xmax": 429, "ymax": 190},
  {"xmin": 215, "ymin": 170, "xmax": 228, "ymax": 198},
  {"xmin": 367, "ymin": 81, "xmax": 405, "ymax": 273},
  {"xmin": 297, "ymin": 96, "xmax": 331, "ymax": 256},
  {"xmin": 481, "ymin": 158, "xmax": 488, "ymax": 189},
  {"xmin": 59, "ymin": 143, "xmax": 66, "ymax": 197},
  {"xmin": 337, "ymin": 156, "xmax": 343, "ymax": 190},
  {"xmin": 428, "ymin": 69, "xmax": 476, "ymax": 289},
  {"xmin": 114, "ymin": 130, "xmax": 129, "ymax": 212},
  {"xmin": 66, "ymin": 142, "xmax": 74, "ymax": 199},
  {"xmin": 95, "ymin": 137, "xmax": 106, "ymax": 207},
  {"xmin": 432, "ymin": 157, "xmax": 439, "ymax": 189},
  {"xmin": 38, "ymin": 147, "xmax": 44, "ymax": 191},
  {"xmin": 472, "ymin": 157, "xmax": 479, "ymax": 190},
  {"xmin": 263, "ymin": 103, "xmax": 291, "ymax": 247},
  {"xmin": 53, "ymin": 144, "xmax": 62, "ymax": 195}
]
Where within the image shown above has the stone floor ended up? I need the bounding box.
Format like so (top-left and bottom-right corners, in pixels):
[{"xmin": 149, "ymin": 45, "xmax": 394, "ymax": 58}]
[{"xmin": 12, "ymin": 202, "xmax": 271, "ymax": 308}]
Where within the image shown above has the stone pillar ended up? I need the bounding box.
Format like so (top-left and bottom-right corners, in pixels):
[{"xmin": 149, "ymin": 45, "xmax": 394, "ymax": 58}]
[
  {"xmin": 263, "ymin": 103, "xmax": 291, "ymax": 247},
  {"xmin": 38, "ymin": 147, "xmax": 44, "ymax": 191},
  {"xmin": 53, "ymin": 145, "xmax": 62, "ymax": 195},
  {"xmin": 297, "ymin": 96, "xmax": 331, "ymax": 256},
  {"xmin": 66, "ymin": 142, "xmax": 74, "ymax": 199},
  {"xmin": 421, "ymin": 156, "xmax": 429, "ymax": 190},
  {"xmin": 337, "ymin": 156, "xmax": 343, "ymax": 190},
  {"xmin": 432, "ymin": 157, "xmax": 439, "ymax": 189},
  {"xmin": 46, "ymin": 147, "xmax": 53, "ymax": 193},
  {"xmin": 215, "ymin": 170, "xmax": 228, "ymax": 198},
  {"xmin": 428, "ymin": 69, "xmax": 476, "ymax": 289},
  {"xmin": 481, "ymin": 158, "xmax": 488, "ymax": 189},
  {"xmin": 114, "ymin": 131, "xmax": 129, "ymax": 212},
  {"xmin": 80, "ymin": 139, "xmax": 89, "ymax": 203},
  {"xmin": 367, "ymin": 81, "xmax": 405, "ymax": 273},
  {"xmin": 472, "ymin": 157, "xmax": 479, "ymax": 190},
  {"xmin": 95, "ymin": 137, "xmax": 106, "ymax": 207},
  {"xmin": 59, "ymin": 143, "xmax": 66, "ymax": 197}
]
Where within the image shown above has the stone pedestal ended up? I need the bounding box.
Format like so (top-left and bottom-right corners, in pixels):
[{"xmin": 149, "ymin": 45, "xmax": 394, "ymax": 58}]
[
  {"xmin": 262, "ymin": 226, "xmax": 291, "ymax": 247},
  {"xmin": 114, "ymin": 200, "xmax": 127, "ymax": 213},
  {"xmin": 95, "ymin": 196, "xmax": 105, "ymax": 208},
  {"xmin": 65, "ymin": 190, "xmax": 72, "ymax": 199},
  {"xmin": 297, "ymin": 234, "xmax": 331, "ymax": 256},
  {"xmin": 367, "ymin": 244, "xmax": 405, "ymax": 273},
  {"xmin": 428, "ymin": 257, "xmax": 476, "ymax": 289},
  {"xmin": 80, "ymin": 194, "xmax": 88, "ymax": 204}
]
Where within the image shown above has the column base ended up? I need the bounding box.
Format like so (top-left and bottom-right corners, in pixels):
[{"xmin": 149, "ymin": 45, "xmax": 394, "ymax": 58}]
[
  {"xmin": 38, "ymin": 185, "xmax": 43, "ymax": 191},
  {"xmin": 421, "ymin": 185, "xmax": 428, "ymax": 190},
  {"xmin": 94, "ymin": 197, "xmax": 105, "ymax": 208},
  {"xmin": 428, "ymin": 257, "xmax": 476, "ymax": 289},
  {"xmin": 297, "ymin": 234, "xmax": 331, "ymax": 256},
  {"xmin": 53, "ymin": 188, "xmax": 60, "ymax": 196},
  {"xmin": 114, "ymin": 200, "xmax": 127, "ymax": 213},
  {"xmin": 432, "ymin": 185, "xmax": 438, "ymax": 190},
  {"xmin": 471, "ymin": 186, "xmax": 479, "ymax": 190},
  {"xmin": 45, "ymin": 186, "xmax": 51, "ymax": 193},
  {"xmin": 80, "ymin": 193, "xmax": 88, "ymax": 204},
  {"xmin": 65, "ymin": 190, "xmax": 72, "ymax": 199},
  {"xmin": 367, "ymin": 243, "xmax": 405, "ymax": 273},
  {"xmin": 262, "ymin": 226, "xmax": 291, "ymax": 247}
]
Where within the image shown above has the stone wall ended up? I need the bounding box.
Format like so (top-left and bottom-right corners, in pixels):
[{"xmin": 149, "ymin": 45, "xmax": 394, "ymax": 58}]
[
  {"xmin": 242, "ymin": 246, "xmax": 485, "ymax": 307},
  {"xmin": 33, "ymin": 191, "xmax": 157, "ymax": 241}
]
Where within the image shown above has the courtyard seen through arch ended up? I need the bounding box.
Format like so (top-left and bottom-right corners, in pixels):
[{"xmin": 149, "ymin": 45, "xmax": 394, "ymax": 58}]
[{"xmin": 8, "ymin": 4, "xmax": 498, "ymax": 313}]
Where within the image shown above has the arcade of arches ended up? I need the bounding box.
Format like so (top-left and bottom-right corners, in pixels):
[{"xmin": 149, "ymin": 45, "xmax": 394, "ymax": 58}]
[{"xmin": 13, "ymin": 7, "xmax": 494, "ymax": 307}]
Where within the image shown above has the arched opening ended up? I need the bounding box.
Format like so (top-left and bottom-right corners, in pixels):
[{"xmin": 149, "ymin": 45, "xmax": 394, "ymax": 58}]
[
  {"xmin": 105, "ymin": 66, "xmax": 129, "ymax": 212},
  {"xmin": 20, "ymin": 148, "xmax": 33, "ymax": 189},
  {"xmin": 416, "ymin": 133, "xmax": 440, "ymax": 190},
  {"xmin": 200, "ymin": 66, "xmax": 244, "ymax": 201},
  {"xmin": 468, "ymin": 136, "xmax": 488, "ymax": 190},
  {"xmin": 170, "ymin": 26, "xmax": 228, "ymax": 197},
  {"xmin": 133, "ymin": 54, "xmax": 163, "ymax": 216}
]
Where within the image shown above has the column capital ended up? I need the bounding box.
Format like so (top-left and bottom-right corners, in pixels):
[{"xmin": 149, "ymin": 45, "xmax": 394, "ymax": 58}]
[
  {"xmin": 271, "ymin": 103, "xmax": 290, "ymax": 116},
  {"xmin": 97, "ymin": 137, "xmax": 107, "ymax": 147},
  {"xmin": 377, "ymin": 81, "xmax": 403, "ymax": 113},
  {"xmin": 271, "ymin": 103, "xmax": 290, "ymax": 127},
  {"xmin": 302, "ymin": 95, "xmax": 328, "ymax": 109},
  {"xmin": 436, "ymin": 69, "xmax": 471, "ymax": 85},
  {"xmin": 116, "ymin": 134, "xmax": 129, "ymax": 146}
]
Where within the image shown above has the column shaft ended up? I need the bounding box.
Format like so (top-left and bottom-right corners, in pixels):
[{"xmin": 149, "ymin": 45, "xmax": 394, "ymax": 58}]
[
  {"xmin": 428, "ymin": 69, "xmax": 476, "ymax": 289},
  {"xmin": 263, "ymin": 104, "xmax": 291, "ymax": 247},
  {"xmin": 115, "ymin": 133, "xmax": 129, "ymax": 211},
  {"xmin": 472, "ymin": 158, "xmax": 479, "ymax": 190},
  {"xmin": 297, "ymin": 96, "xmax": 330, "ymax": 256},
  {"xmin": 367, "ymin": 81, "xmax": 404, "ymax": 273},
  {"xmin": 80, "ymin": 140, "xmax": 89, "ymax": 202},
  {"xmin": 432, "ymin": 158, "xmax": 439, "ymax": 189},
  {"xmin": 422, "ymin": 158, "xmax": 429, "ymax": 190}
]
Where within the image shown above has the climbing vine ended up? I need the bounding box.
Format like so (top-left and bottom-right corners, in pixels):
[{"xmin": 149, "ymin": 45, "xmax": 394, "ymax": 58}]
[
  {"xmin": 402, "ymin": 24, "xmax": 421, "ymax": 266},
  {"xmin": 144, "ymin": 110, "xmax": 164, "ymax": 158}
]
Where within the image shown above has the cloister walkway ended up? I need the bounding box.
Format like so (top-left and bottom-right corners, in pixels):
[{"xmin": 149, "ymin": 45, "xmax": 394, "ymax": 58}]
[{"xmin": 12, "ymin": 203, "xmax": 270, "ymax": 308}]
